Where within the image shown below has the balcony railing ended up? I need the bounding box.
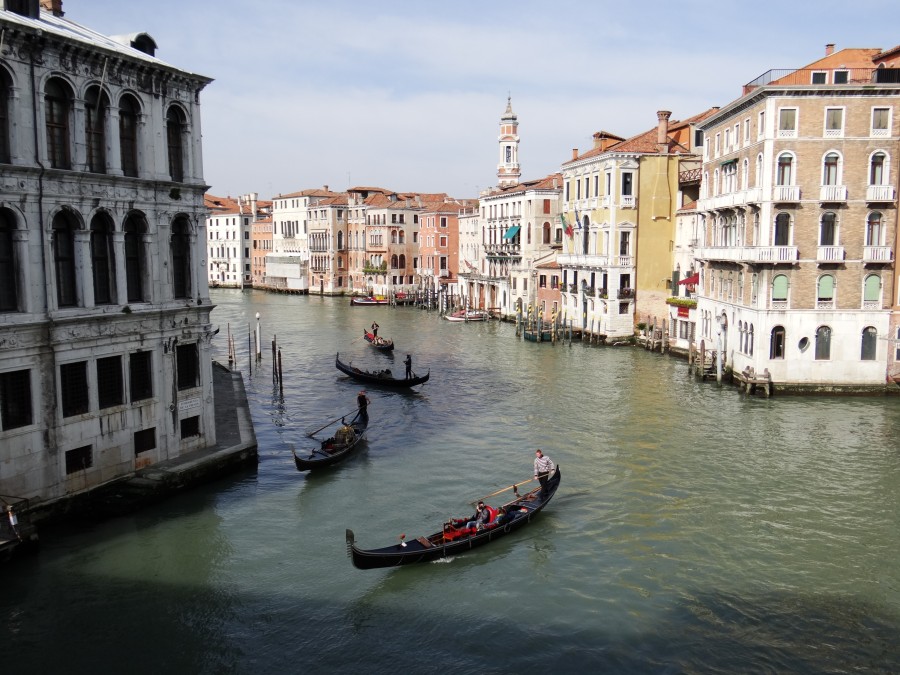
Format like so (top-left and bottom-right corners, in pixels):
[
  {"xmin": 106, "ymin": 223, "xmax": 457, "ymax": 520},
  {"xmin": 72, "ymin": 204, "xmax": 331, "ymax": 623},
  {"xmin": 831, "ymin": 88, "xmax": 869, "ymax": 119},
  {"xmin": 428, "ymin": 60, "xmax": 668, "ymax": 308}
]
[
  {"xmin": 867, "ymin": 185, "xmax": 896, "ymax": 202},
  {"xmin": 617, "ymin": 288, "xmax": 634, "ymax": 299},
  {"xmin": 556, "ymin": 253, "xmax": 608, "ymax": 268},
  {"xmin": 863, "ymin": 246, "xmax": 892, "ymax": 263},
  {"xmin": 816, "ymin": 246, "xmax": 845, "ymax": 262},
  {"xmin": 819, "ymin": 185, "xmax": 847, "ymax": 202},
  {"xmin": 620, "ymin": 196, "xmax": 635, "ymax": 208},
  {"xmin": 773, "ymin": 185, "xmax": 800, "ymax": 202},
  {"xmin": 695, "ymin": 246, "xmax": 799, "ymax": 263}
]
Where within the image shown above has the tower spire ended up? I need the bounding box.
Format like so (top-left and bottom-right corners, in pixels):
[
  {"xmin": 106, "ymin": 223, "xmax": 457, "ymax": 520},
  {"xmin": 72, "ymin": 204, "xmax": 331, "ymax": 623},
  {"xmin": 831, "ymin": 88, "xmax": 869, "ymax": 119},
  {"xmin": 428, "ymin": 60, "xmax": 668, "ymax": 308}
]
[{"xmin": 497, "ymin": 96, "xmax": 521, "ymax": 188}]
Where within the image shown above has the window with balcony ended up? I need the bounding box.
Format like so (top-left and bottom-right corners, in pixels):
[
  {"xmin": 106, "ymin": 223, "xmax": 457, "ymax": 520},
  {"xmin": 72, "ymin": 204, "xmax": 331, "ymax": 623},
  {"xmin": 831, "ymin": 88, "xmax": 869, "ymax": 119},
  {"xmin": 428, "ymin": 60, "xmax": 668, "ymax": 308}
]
[
  {"xmin": 774, "ymin": 213, "xmax": 791, "ymax": 246},
  {"xmin": 860, "ymin": 326, "xmax": 877, "ymax": 360},
  {"xmin": 776, "ymin": 153, "xmax": 793, "ymax": 185},
  {"xmin": 619, "ymin": 231, "xmax": 630, "ymax": 256},
  {"xmin": 822, "ymin": 152, "xmax": 841, "ymax": 186},
  {"xmin": 778, "ymin": 108, "xmax": 797, "ymax": 137},
  {"xmin": 819, "ymin": 212, "xmax": 837, "ymax": 246},
  {"xmin": 815, "ymin": 325, "xmax": 831, "ymax": 360},
  {"xmin": 865, "ymin": 212, "xmax": 883, "ymax": 246},
  {"xmin": 770, "ymin": 326, "xmax": 786, "ymax": 359},
  {"xmin": 621, "ymin": 172, "xmax": 633, "ymax": 197},
  {"xmin": 869, "ymin": 151, "xmax": 887, "ymax": 185},
  {"xmin": 871, "ymin": 107, "xmax": 890, "ymax": 137},
  {"xmin": 824, "ymin": 108, "xmax": 844, "ymax": 137}
]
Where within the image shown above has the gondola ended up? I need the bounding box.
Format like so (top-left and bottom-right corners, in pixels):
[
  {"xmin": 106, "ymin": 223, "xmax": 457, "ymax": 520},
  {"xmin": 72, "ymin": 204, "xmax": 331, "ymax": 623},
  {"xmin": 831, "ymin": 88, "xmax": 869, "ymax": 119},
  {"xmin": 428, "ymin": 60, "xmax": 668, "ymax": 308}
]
[
  {"xmin": 293, "ymin": 416, "xmax": 368, "ymax": 471},
  {"xmin": 350, "ymin": 296, "xmax": 389, "ymax": 306},
  {"xmin": 346, "ymin": 467, "xmax": 561, "ymax": 569},
  {"xmin": 335, "ymin": 353, "xmax": 429, "ymax": 388},
  {"xmin": 363, "ymin": 330, "xmax": 394, "ymax": 351},
  {"xmin": 444, "ymin": 309, "xmax": 490, "ymax": 322}
]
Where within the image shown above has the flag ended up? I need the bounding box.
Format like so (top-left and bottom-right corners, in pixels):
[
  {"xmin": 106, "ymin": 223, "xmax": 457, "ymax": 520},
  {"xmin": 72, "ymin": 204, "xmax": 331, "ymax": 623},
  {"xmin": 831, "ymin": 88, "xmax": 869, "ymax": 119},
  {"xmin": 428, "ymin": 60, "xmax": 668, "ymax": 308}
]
[
  {"xmin": 574, "ymin": 208, "xmax": 581, "ymax": 230},
  {"xmin": 560, "ymin": 214, "xmax": 573, "ymax": 238}
]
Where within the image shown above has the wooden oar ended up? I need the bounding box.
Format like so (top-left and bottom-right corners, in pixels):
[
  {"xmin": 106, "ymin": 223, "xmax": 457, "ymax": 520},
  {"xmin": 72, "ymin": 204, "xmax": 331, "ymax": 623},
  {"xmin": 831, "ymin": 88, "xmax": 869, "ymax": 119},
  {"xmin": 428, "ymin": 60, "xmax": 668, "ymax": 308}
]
[
  {"xmin": 305, "ymin": 408, "xmax": 358, "ymax": 436},
  {"xmin": 471, "ymin": 478, "xmax": 535, "ymax": 504}
]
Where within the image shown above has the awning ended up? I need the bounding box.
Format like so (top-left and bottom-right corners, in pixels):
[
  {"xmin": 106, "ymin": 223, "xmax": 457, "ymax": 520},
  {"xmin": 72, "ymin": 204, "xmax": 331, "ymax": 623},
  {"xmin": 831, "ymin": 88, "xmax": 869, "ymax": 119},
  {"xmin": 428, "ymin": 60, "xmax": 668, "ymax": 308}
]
[
  {"xmin": 678, "ymin": 273, "xmax": 700, "ymax": 285},
  {"xmin": 502, "ymin": 225, "xmax": 521, "ymax": 240}
]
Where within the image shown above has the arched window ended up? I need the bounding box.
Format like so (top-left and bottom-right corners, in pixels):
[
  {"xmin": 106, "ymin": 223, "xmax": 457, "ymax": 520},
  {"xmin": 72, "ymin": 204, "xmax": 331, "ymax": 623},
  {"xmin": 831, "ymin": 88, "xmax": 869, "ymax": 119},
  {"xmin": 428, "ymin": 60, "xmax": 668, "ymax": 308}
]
[
  {"xmin": 864, "ymin": 274, "xmax": 881, "ymax": 303},
  {"xmin": 822, "ymin": 152, "xmax": 840, "ymax": 185},
  {"xmin": 774, "ymin": 213, "xmax": 791, "ymax": 245},
  {"xmin": 166, "ymin": 106, "xmax": 186, "ymax": 182},
  {"xmin": 870, "ymin": 151, "xmax": 886, "ymax": 185},
  {"xmin": 741, "ymin": 158, "xmax": 749, "ymax": 189},
  {"xmin": 85, "ymin": 86, "xmax": 108, "ymax": 174},
  {"xmin": 770, "ymin": 326, "xmax": 785, "ymax": 359},
  {"xmin": 866, "ymin": 212, "xmax": 883, "ymax": 247},
  {"xmin": 391, "ymin": 231, "xmax": 398, "ymax": 244},
  {"xmin": 52, "ymin": 211, "xmax": 78, "ymax": 307},
  {"xmin": 820, "ymin": 212, "xmax": 837, "ymax": 246},
  {"xmin": 398, "ymin": 254, "xmax": 406, "ymax": 268},
  {"xmin": 772, "ymin": 274, "xmax": 789, "ymax": 304},
  {"xmin": 817, "ymin": 275, "xmax": 835, "ymax": 303},
  {"xmin": 45, "ymin": 78, "xmax": 72, "ymax": 169},
  {"xmin": 543, "ymin": 221, "xmax": 551, "ymax": 245},
  {"xmin": 776, "ymin": 153, "xmax": 793, "ymax": 185},
  {"xmin": 860, "ymin": 327, "xmax": 877, "ymax": 361},
  {"xmin": 170, "ymin": 217, "xmax": 191, "ymax": 299},
  {"xmin": 398, "ymin": 231, "xmax": 405, "ymax": 244},
  {"xmin": 119, "ymin": 94, "xmax": 140, "ymax": 177},
  {"xmin": 748, "ymin": 324, "xmax": 754, "ymax": 356},
  {"xmin": 755, "ymin": 154, "xmax": 763, "ymax": 187},
  {"xmin": 390, "ymin": 254, "xmax": 398, "ymax": 269},
  {"xmin": 0, "ymin": 69, "xmax": 10, "ymax": 163},
  {"xmin": 815, "ymin": 326, "xmax": 832, "ymax": 360},
  {"xmin": 337, "ymin": 231, "xmax": 344, "ymax": 250},
  {"xmin": 90, "ymin": 214, "xmax": 116, "ymax": 305},
  {"xmin": 124, "ymin": 214, "xmax": 147, "ymax": 302},
  {"xmin": 0, "ymin": 209, "xmax": 17, "ymax": 311}
]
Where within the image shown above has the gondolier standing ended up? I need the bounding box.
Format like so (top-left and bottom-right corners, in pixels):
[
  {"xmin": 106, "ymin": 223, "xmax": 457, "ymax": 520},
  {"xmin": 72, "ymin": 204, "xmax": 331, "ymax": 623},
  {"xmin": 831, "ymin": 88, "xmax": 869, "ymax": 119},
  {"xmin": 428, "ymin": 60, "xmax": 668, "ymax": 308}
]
[
  {"xmin": 534, "ymin": 449, "xmax": 555, "ymax": 501},
  {"xmin": 404, "ymin": 354, "xmax": 412, "ymax": 379},
  {"xmin": 371, "ymin": 321, "xmax": 379, "ymax": 337},
  {"xmin": 355, "ymin": 390, "xmax": 371, "ymax": 425}
]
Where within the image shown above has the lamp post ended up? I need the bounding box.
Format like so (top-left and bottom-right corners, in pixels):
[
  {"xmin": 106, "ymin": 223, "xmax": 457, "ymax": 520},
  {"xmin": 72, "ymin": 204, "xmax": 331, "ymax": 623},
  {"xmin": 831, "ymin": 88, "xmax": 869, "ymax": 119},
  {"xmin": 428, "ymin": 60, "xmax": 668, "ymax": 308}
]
[{"xmin": 255, "ymin": 312, "xmax": 261, "ymax": 361}]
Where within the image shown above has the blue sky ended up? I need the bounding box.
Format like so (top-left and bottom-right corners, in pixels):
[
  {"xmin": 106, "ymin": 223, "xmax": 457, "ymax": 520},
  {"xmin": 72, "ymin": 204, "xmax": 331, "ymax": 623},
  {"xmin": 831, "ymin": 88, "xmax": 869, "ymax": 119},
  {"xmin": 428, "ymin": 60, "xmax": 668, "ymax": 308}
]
[{"xmin": 68, "ymin": 0, "xmax": 899, "ymax": 201}]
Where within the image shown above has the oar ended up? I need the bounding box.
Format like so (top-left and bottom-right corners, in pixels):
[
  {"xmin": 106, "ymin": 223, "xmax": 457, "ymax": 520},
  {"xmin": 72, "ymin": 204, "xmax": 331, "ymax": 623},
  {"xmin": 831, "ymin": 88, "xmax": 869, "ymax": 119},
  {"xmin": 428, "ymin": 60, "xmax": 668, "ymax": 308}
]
[
  {"xmin": 305, "ymin": 408, "xmax": 358, "ymax": 436},
  {"xmin": 471, "ymin": 478, "xmax": 535, "ymax": 504}
]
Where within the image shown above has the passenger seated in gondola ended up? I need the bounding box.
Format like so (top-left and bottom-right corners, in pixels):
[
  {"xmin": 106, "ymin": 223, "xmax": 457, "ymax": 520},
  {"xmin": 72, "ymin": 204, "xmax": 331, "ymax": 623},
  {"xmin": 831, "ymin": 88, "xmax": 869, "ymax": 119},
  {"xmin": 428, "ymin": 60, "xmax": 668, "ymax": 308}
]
[{"xmin": 448, "ymin": 501, "xmax": 495, "ymax": 534}]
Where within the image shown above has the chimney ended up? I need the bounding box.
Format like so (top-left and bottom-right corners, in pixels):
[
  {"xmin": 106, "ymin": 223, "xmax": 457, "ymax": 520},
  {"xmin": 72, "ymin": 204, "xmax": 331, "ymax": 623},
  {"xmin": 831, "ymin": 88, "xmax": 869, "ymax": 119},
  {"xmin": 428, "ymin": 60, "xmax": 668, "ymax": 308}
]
[
  {"xmin": 657, "ymin": 110, "xmax": 672, "ymax": 154},
  {"xmin": 40, "ymin": 0, "xmax": 64, "ymax": 16},
  {"xmin": 572, "ymin": 148, "xmax": 579, "ymax": 160},
  {"xmin": 250, "ymin": 192, "xmax": 258, "ymax": 217},
  {"xmin": 323, "ymin": 185, "xmax": 329, "ymax": 192},
  {"xmin": 825, "ymin": 43, "xmax": 835, "ymax": 56}
]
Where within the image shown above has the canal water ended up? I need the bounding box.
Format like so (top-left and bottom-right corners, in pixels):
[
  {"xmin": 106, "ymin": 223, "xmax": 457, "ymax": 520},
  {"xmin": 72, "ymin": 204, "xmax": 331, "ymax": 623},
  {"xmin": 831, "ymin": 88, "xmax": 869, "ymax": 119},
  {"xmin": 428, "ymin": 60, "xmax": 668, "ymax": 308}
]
[{"xmin": 4, "ymin": 288, "xmax": 900, "ymax": 674}]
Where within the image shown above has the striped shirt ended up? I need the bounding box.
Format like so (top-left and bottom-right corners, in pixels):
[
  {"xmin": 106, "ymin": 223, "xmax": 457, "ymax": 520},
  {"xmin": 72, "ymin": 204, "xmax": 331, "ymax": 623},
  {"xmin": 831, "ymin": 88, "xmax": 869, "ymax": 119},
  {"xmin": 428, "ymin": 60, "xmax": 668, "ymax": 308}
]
[{"xmin": 534, "ymin": 454, "xmax": 555, "ymax": 477}]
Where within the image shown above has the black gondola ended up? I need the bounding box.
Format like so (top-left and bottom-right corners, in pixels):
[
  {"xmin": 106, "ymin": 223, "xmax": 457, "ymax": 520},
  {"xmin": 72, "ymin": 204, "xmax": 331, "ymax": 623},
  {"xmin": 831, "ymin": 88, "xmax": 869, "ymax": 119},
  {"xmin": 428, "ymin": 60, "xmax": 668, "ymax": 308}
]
[
  {"xmin": 346, "ymin": 467, "xmax": 561, "ymax": 569},
  {"xmin": 363, "ymin": 331, "xmax": 394, "ymax": 351},
  {"xmin": 335, "ymin": 353, "xmax": 429, "ymax": 388},
  {"xmin": 293, "ymin": 416, "xmax": 368, "ymax": 471}
]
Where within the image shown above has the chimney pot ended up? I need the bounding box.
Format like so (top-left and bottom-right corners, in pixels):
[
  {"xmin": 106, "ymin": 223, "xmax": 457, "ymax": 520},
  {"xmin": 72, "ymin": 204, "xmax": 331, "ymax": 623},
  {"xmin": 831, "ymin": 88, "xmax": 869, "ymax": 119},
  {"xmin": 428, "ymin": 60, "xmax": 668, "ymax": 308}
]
[
  {"xmin": 572, "ymin": 148, "xmax": 579, "ymax": 160},
  {"xmin": 656, "ymin": 110, "xmax": 672, "ymax": 153},
  {"xmin": 825, "ymin": 43, "xmax": 835, "ymax": 56}
]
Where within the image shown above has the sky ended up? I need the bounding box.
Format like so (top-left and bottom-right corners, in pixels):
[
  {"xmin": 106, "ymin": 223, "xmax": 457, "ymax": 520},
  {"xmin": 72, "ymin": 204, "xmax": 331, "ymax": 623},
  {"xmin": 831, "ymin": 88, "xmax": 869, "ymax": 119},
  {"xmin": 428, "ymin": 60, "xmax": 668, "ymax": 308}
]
[{"xmin": 67, "ymin": 0, "xmax": 899, "ymax": 202}]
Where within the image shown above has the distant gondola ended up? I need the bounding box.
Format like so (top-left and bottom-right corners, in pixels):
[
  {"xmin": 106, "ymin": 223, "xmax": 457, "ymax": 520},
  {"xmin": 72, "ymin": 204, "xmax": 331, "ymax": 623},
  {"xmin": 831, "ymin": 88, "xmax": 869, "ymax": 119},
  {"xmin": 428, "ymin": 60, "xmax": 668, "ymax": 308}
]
[
  {"xmin": 293, "ymin": 416, "xmax": 368, "ymax": 471},
  {"xmin": 350, "ymin": 296, "xmax": 389, "ymax": 306},
  {"xmin": 346, "ymin": 467, "xmax": 561, "ymax": 569},
  {"xmin": 363, "ymin": 330, "xmax": 394, "ymax": 351},
  {"xmin": 335, "ymin": 353, "xmax": 429, "ymax": 388}
]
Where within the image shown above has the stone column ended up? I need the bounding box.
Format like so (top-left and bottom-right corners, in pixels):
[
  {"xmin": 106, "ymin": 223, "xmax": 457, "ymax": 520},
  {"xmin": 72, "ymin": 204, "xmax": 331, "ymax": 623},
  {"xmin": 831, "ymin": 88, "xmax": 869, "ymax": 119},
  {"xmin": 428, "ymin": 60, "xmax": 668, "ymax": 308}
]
[
  {"xmin": 74, "ymin": 229, "xmax": 93, "ymax": 307},
  {"xmin": 112, "ymin": 230, "xmax": 127, "ymax": 304}
]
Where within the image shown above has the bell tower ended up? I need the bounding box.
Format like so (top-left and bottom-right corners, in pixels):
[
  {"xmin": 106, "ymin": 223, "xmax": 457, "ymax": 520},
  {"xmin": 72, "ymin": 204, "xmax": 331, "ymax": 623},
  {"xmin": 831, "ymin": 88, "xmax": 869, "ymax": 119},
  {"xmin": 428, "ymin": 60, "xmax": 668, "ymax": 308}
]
[{"xmin": 497, "ymin": 96, "xmax": 521, "ymax": 188}]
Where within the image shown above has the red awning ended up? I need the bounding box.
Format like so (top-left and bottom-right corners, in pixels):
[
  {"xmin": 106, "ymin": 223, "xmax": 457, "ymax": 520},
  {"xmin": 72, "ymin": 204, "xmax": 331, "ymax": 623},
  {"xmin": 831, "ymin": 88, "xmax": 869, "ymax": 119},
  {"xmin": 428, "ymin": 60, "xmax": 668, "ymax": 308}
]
[{"xmin": 678, "ymin": 273, "xmax": 700, "ymax": 285}]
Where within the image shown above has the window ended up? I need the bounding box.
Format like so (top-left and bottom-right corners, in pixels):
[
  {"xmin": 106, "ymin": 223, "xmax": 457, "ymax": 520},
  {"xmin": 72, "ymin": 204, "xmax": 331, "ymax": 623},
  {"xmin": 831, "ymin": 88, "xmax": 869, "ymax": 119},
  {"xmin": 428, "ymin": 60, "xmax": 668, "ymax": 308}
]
[
  {"xmin": 124, "ymin": 214, "xmax": 147, "ymax": 302},
  {"xmin": 97, "ymin": 356, "xmax": 123, "ymax": 409},
  {"xmin": 134, "ymin": 428, "xmax": 156, "ymax": 455},
  {"xmin": 870, "ymin": 152, "xmax": 886, "ymax": 185},
  {"xmin": 171, "ymin": 217, "xmax": 192, "ymax": 299},
  {"xmin": 757, "ymin": 111, "xmax": 765, "ymax": 139},
  {"xmin": 694, "ymin": 129, "xmax": 703, "ymax": 148},
  {"xmin": 774, "ymin": 213, "xmax": 791, "ymax": 246},
  {"xmin": 85, "ymin": 86, "xmax": 107, "ymax": 173},
  {"xmin": 129, "ymin": 351, "xmax": 153, "ymax": 402},
  {"xmin": 860, "ymin": 327, "xmax": 877, "ymax": 360},
  {"xmin": 824, "ymin": 108, "xmax": 843, "ymax": 137},
  {"xmin": 52, "ymin": 211, "xmax": 78, "ymax": 307},
  {"xmin": 119, "ymin": 95, "xmax": 140, "ymax": 177},
  {"xmin": 65, "ymin": 445, "xmax": 93, "ymax": 474},
  {"xmin": 176, "ymin": 343, "xmax": 199, "ymax": 390},
  {"xmin": 822, "ymin": 152, "xmax": 840, "ymax": 185},
  {"xmin": 166, "ymin": 106, "xmax": 186, "ymax": 182},
  {"xmin": 776, "ymin": 154, "xmax": 793, "ymax": 185},
  {"xmin": 0, "ymin": 69, "xmax": 10, "ymax": 163},
  {"xmin": 90, "ymin": 215, "xmax": 116, "ymax": 305},
  {"xmin": 815, "ymin": 326, "xmax": 831, "ymax": 360},
  {"xmin": 866, "ymin": 212, "xmax": 883, "ymax": 246},
  {"xmin": 45, "ymin": 79, "xmax": 71, "ymax": 169},
  {"xmin": 778, "ymin": 108, "xmax": 797, "ymax": 137},
  {"xmin": 619, "ymin": 231, "xmax": 630, "ymax": 256},
  {"xmin": 60, "ymin": 361, "xmax": 89, "ymax": 417},
  {"xmin": 621, "ymin": 172, "xmax": 633, "ymax": 196},
  {"xmin": 770, "ymin": 326, "xmax": 786, "ymax": 359},
  {"xmin": 819, "ymin": 212, "xmax": 837, "ymax": 246},
  {"xmin": 833, "ymin": 70, "xmax": 848, "ymax": 84},
  {"xmin": 872, "ymin": 107, "xmax": 890, "ymax": 136},
  {"xmin": 180, "ymin": 416, "xmax": 200, "ymax": 438},
  {"xmin": 0, "ymin": 369, "xmax": 32, "ymax": 430},
  {"xmin": 772, "ymin": 274, "xmax": 789, "ymax": 304},
  {"xmin": 817, "ymin": 275, "xmax": 835, "ymax": 303},
  {"xmin": 811, "ymin": 71, "xmax": 827, "ymax": 84},
  {"xmin": 0, "ymin": 209, "xmax": 17, "ymax": 312}
]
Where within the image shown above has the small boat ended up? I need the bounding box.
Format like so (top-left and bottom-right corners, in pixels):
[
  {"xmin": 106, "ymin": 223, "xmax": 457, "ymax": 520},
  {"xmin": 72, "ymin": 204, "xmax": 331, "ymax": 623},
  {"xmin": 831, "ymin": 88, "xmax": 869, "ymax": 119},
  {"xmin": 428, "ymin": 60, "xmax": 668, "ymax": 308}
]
[
  {"xmin": 444, "ymin": 309, "xmax": 490, "ymax": 322},
  {"xmin": 347, "ymin": 467, "xmax": 561, "ymax": 569},
  {"xmin": 336, "ymin": 353, "xmax": 429, "ymax": 388},
  {"xmin": 363, "ymin": 331, "xmax": 394, "ymax": 351},
  {"xmin": 293, "ymin": 416, "xmax": 368, "ymax": 471},
  {"xmin": 350, "ymin": 296, "xmax": 389, "ymax": 306}
]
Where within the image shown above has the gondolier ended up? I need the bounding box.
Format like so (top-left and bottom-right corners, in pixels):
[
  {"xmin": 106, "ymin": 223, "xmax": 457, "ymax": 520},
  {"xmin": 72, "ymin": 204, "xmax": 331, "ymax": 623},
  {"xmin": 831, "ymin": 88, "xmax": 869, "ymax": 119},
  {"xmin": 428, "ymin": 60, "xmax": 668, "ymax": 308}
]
[
  {"xmin": 356, "ymin": 390, "xmax": 370, "ymax": 425},
  {"xmin": 534, "ymin": 449, "xmax": 555, "ymax": 500},
  {"xmin": 404, "ymin": 354, "xmax": 412, "ymax": 379},
  {"xmin": 371, "ymin": 321, "xmax": 379, "ymax": 337}
]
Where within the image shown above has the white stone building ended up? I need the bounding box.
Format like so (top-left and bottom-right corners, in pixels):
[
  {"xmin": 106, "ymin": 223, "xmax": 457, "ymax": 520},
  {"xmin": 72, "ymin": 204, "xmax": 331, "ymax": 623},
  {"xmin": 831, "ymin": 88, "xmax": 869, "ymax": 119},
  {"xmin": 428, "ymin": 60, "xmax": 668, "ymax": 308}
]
[
  {"xmin": 206, "ymin": 193, "xmax": 259, "ymax": 288},
  {"xmin": 0, "ymin": 1, "xmax": 216, "ymax": 500}
]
